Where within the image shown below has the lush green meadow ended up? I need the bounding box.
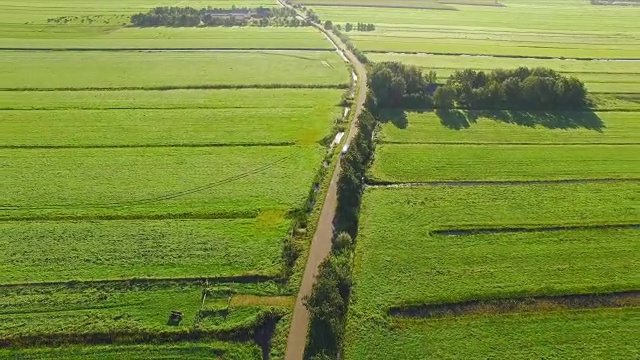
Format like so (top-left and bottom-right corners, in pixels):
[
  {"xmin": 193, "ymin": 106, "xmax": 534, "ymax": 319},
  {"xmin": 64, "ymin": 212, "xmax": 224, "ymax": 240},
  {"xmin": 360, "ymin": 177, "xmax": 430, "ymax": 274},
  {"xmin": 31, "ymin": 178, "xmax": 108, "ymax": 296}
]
[
  {"xmin": 1, "ymin": 90, "xmax": 342, "ymax": 147},
  {"xmin": 371, "ymin": 144, "xmax": 639, "ymax": 182},
  {"xmin": 312, "ymin": 0, "xmax": 640, "ymax": 58},
  {"xmin": 345, "ymin": 308, "xmax": 640, "ymax": 360},
  {"xmin": 0, "ymin": 0, "xmax": 349, "ymax": 355},
  {"xmin": 355, "ymin": 185, "xmax": 639, "ymax": 308},
  {"xmin": 378, "ymin": 111, "xmax": 640, "ymax": 144},
  {"xmin": 0, "ymin": 51, "xmax": 348, "ymax": 89},
  {"xmin": 0, "ymin": 27, "xmax": 331, "ymax": 49},
  {"xmin": 1, "ymin": 146, "xmax": 324, "ymax": 219},
  {"xmin": 0, "ymin": 218, "xmax": 290, "ymax": 283},
  {"xmin": 0, "ymin": 88, "xmax": 343, "ymax": 110}
]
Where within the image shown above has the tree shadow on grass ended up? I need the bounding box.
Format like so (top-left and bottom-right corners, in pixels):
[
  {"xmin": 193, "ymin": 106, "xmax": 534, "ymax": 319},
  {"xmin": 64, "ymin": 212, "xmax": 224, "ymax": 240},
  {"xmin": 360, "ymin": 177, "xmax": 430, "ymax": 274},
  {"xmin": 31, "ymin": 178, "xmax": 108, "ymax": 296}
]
[
  {"xmin": 439, "ymin": 109, "xmax": 605, "ymax": 132},
  {"xmin": 378, "ymin": 108, "xmax": 408, "ymax": 129},
  {"xmin": 436, "ymin": 109, "xmax": 473, "ymax": 130}
]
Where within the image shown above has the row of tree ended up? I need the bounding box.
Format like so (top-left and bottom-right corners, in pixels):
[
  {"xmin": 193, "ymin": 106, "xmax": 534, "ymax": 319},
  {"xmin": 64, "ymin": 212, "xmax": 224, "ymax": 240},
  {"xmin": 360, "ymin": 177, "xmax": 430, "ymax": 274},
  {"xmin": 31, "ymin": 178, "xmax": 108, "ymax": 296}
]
[
  {"xmin": 130, "ymin": 6, "xmax": 304, "ymax": 27},
  {"xmin": 442, "ymin": 67, "xmax": 589, "ymax": 110},
  {"xmin": 345, "ymin": 22, "xmax": 375, "ymax": 32},
  {"xmin": 368, "ymin": 62, "xmax": 590, "ymax": 110},
  {"xmin": 304, "ymin": 110, "xmax": 377, "ymax": 359},
  {"xmin": 324, "ymin": 21, "xmax": 375, "ymax": 32}
]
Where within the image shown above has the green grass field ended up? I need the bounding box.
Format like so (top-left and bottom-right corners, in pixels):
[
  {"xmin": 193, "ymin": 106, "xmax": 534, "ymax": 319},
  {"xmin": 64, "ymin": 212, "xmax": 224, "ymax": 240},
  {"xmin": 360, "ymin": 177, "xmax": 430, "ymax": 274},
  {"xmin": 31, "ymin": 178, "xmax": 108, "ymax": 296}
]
[
  {"xmin": 1, "ymin": 90, "xmax": 342, "ymax": 147},
  {"xmin": 0, "ymin": 88, "xmax": 344, "ymax": 110},
  {"xmin": 370, "ymin": 144, "xmax": 640, "ymax": 182},
  {"xmin": 361, "ymin": 183, "xmax": 638, "ymax": 230},
  {"xmin": 355, "ymin": 186, "xmax": 639, "ymax": 307},
  {"xmin": 0, "ymin": 51, "xmax": 348, "ymax": 89},
  {"xmin": 1, "ymin": 146, "xmax": 324, "ymax": 219},
  {"xmin": 0, "ymin": 342, "xmax": 262, "ymax": 360},
  {"xmin": 0, "ymin": 27, "xmax": 331, "ymax": 49},
  {"xmin": 0, "ymin": 283, "xmax": 280, "ymax": 340},
  {"xmin": 312, "ymin": 0, "xmax": 640, "ymax": 58},
  {"xmin": 345, "ymin": 308, "xmax": 640, "ymax": 360},
  {"xmin": 378, "ymin": 111, "xmax": 640, "ymax": 144},
  {"xmin": 0, "ymin": 218, "xmax": 289, "ymax": 283},
  {"xmin": 0, "ymin": 0, "xmax": 349, "ymax": 356}
]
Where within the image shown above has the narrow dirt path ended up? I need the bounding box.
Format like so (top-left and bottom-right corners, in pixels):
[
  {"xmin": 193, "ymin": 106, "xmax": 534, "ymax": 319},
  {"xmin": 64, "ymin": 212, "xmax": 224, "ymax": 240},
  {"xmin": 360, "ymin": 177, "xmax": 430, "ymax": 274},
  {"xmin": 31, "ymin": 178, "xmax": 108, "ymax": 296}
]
[{"xmin": 278, "ymin": 2, "xmax": 368, "ymax": 359}]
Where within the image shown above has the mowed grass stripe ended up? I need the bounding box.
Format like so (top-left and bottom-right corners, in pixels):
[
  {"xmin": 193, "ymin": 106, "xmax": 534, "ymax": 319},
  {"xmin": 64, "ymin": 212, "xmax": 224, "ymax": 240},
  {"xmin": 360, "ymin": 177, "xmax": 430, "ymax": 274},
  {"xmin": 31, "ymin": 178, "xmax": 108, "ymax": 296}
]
[
  {"xmin": 0, "ymin": 146, "xmax": 324, "ymax": 220},
  {"xmin": 0, "ymin": 218, "xmax": 288, "ymax": 284},
  {"xmin": 361, "ymin": 183, "xmax": 638, "ymax": 232},
  {"xmin": 379, "ymin": 111, "xmax": 640, "ymax": 144},
  {"xmin": 0, "ymin": 342, "xmax": 261, "ymax": 360},
  {"xmin": 0, "ymin": 27, "xmax": 331, "ymax": 50},
  {"xmin": 0, "ymin": 107, "xmax": 341, "ymax": 147},
  {"xmin": 0, "ymin": 88, "xmax": 344, "ymax": 110},
  {"xmin": 0, "ymin": 51, "xmax": 349, "ymax": 89},
  {"xmin": 370, "ymin": 144, "xmax": 640, "ymax": 182},
  {"xmin": 345, "ymin": 307, "xmax": 640, "ymax": 360}
]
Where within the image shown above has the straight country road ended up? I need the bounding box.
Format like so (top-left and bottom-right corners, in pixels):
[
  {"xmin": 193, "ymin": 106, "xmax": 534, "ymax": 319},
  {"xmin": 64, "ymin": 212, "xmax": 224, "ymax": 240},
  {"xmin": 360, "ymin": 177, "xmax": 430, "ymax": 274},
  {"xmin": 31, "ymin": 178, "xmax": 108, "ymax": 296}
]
[{"xmin": 278, "ymin": 2, "xmax": 368, "ymax": 359}]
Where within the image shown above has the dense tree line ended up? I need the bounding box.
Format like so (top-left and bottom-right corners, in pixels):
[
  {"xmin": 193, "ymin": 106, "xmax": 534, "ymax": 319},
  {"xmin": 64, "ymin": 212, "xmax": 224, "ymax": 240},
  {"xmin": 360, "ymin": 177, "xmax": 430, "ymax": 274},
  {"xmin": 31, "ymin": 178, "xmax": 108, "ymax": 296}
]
[
  {"xmin": 304, "ymin": 110, "xmax": 376, "ymax": 359},
  {"xmin": 442, "ymin": 67, "xmax": 589, "ymax": 110},
  {"xmin": 344, "ymin": 22, "xmax": 375, "ymax": 32},
  {"xmin": 130, "ymin": 6, "xmax": 305, "ymax": 27},
  {"xmin": 368, "ymin": 62, "xmax": 590, "ymax": 111},
  {"xmin": 368, "ymin": 62, "xmax": 437, "ymax": 109}
]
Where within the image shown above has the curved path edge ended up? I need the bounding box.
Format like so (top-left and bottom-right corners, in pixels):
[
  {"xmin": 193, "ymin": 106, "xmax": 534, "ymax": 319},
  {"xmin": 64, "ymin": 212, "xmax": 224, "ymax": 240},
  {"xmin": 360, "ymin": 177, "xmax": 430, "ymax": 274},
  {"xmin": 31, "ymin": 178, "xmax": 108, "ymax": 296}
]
[{"xmin": 279, "ymin": 1, "xmax": 368, "ymax": 359}]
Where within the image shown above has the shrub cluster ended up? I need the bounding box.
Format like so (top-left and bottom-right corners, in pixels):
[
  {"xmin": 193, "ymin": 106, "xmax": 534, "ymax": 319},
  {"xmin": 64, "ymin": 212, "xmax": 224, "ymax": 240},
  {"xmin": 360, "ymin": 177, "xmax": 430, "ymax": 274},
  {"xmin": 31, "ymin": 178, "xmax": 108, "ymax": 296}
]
[
  {"xmin": 368, "ymin": 62, "xmax": 590, "ymax": 111},
  {"xmin": 130, "ymin": 6, "xmax": 305, "ymax": 27}
]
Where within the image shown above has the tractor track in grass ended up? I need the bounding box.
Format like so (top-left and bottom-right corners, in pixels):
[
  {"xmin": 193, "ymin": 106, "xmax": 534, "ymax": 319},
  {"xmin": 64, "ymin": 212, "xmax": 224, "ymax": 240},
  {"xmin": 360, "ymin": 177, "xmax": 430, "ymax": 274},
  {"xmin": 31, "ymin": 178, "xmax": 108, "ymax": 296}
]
[
  {"xmin": 366, "ymin": 178, "xmax": 640, "ymax": 188},
  {"xmin": 431, "ymin": 223, "xmax": 640, "ymax": 236},
  {"xmin": 389, "ymin": 291, "xmax": 640, "ymax": 319},
  {"xmin": 0, "ymin": 151, "xmax": 298, "ymax": 211}
]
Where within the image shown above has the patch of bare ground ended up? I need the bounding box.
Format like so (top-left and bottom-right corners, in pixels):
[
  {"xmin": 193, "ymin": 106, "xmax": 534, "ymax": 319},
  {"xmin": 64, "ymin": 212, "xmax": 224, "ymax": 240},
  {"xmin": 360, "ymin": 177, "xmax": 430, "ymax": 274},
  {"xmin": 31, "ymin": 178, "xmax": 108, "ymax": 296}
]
[
  {"xmin": 230, "ymin": 295, "xmax": 296, "ymax": 308},
  {"xmin": 389, "ymin": 291, "xmax": 640, "ymax": 319}
]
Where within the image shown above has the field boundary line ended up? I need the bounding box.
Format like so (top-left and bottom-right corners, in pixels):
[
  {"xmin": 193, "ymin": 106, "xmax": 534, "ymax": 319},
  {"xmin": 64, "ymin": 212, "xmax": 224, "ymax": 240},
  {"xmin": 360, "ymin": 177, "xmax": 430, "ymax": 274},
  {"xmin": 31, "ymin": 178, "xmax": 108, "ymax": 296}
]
[
  {"xmin": 378, "ymin": 141, "xmax": 640, "ymax": 146},
  {"xmin": 0, "ymin": 84, "xmax": 349, "ymax": 92},
  {"xmin": 0, "ymin": 142, "xmax": 296, "ymax": 150},
  {"xmin": 0, "ymin": 274, "xmax": 278, "ymax": 290},
  {"xmin": 389, "ymin": 290, "xmax": 640, "ymax": 319},
  {"xmin": 431, "ymin": 223, "xmax": 640, "ymax": 236},
  {"xmin": 364, "ymin": 50, "xmax": 640, "ymax": 62},
  {"xmin": 366, "ymin": 178, "xmax": 640, "ymax": 188},
  {"xmin": 0, "ymin": 47, "xmax": 335, "ymax": 52},
  {"xmin": 0, "ymin": 213, "xmax": 261, "ymax": 222}
]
